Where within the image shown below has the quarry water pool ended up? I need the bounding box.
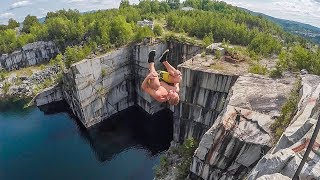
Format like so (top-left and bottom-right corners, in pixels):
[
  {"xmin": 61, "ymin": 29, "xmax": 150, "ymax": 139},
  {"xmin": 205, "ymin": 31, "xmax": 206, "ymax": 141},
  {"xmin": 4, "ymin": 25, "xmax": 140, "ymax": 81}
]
[{"xmin": 0, "ymin": 100, "xmax": 173, "ymax": 180}]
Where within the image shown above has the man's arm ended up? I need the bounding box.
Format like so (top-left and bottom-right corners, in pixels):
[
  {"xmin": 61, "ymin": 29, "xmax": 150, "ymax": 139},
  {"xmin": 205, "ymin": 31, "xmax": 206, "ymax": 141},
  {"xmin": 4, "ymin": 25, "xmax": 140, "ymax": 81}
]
[
  {"xmin": 160, "ymin": 81, "xmax": 179, "ymax": 93},
  {"xmin": 141, "ymin": 74, "xmax": 150, "ymax": 91},
  {"xmin": 141, "ymin": 73, "xmax": 167, "ymax": 103}
]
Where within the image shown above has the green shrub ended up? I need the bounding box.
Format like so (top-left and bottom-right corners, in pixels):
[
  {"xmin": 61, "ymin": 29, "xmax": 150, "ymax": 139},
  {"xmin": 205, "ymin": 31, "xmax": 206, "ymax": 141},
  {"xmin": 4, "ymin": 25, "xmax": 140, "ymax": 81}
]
[
  {"xmin": 154, "ymin": 155, "xmax": 169, "ymax": 178},
  {"xmin": 248, "ymin": 33, "xmax": 282, "ymax": 56},
  {"xmin": 0, "ymin": 70, "xmax": 8, "ymax": 81},
  {"xmin": 101, "ymin": 69, "xmax": 107, "ymax": 78},
  {"xmin": 134, "ymin": 26, "xmax": 154, "ymax": 42},
  {"xmin": 203, "ymin": 32, "xmax": 214, "ymax": 47},
  {"xmin": 64, "ymin": 46, "xmax": 87, "ymax": 68},
  {"xmin": 54, "ymin": 72, "xmax": 63, "ymax": 84},
  {"xmin": 249, "ymin": 63, "xmax": 268, "ymax": 75},
  {"xmin": 153, "ymin": 24, "xmax": 164, "ymax": 36},
  {"xmin": 270, "ymin": 78, "xmax": 301, "ymax": 142},
  {"xmin": 215, "ymin": 50, "xmax": 222, "ymax": 60},
  {"xmin": 3, "ymin": 82, "xmax": 11, "ymax": 94},
  {"xmin": 154, "ymin": 138, "xmax": 198, "ymax": 179},
  {"xmin": 269, "ymin": 67, "xmax": 283, "ymax": 78},
  {"xmin": 33, "ymin": 74, "xmax": 62, "ymax": 95},
  {"xmin": 50, "ymin": 53, "xmax": 64, "ymax": 67},
  {"xmin": 39, "ymin": 64, "xmax": 46, "ymax": 70},
  {"xmin": 176, "ymin": 138, "xmax": 198, "ymax": 179},
  {"xmin": 201, "ymin": 51, "xmax": 206, "ymax": 57}
]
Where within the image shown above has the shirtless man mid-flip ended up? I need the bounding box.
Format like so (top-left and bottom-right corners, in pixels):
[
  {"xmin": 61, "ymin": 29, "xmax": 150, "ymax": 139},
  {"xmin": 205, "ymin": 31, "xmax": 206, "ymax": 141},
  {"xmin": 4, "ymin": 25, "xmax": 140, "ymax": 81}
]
[{"xmin": 141, "ymin": 49, "xmax": 182, "ymax": 105}]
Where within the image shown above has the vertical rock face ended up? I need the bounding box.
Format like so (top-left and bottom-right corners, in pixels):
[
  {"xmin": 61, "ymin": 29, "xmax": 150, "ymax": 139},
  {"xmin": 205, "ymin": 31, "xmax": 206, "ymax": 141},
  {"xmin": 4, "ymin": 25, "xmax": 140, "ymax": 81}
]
[
  {"xmin": 167, "ymin": 41, "xmax": 203, "ymax": 67},
  {"xmin": 174, "ymin": 59, "xmax": 238, "ymax": 143},
  {"xmin": 61, "ymin": 40, "xmax": 202, "ymax": 128},
  {"xmin": 189, "ymin": 74, "xmax": 296, "ymax": 180},
  {"xmin": 62, "ymin": 47, "xmax": 135, "ymax": 127},
  {"xmin": 34, "ymin": 85, "xmax": 63, "ymax": 106},
  {"xmin": 248, "ymin": 74, "xmax": 320, "ymax": 180},
  {"xmin": 0, "ymin": 41, "xmax": 59, "ymax": 71}
]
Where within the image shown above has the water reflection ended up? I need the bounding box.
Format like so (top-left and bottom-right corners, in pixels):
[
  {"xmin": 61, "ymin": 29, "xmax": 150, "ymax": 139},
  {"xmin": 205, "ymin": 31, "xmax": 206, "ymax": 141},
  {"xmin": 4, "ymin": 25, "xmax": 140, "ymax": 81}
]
[
  {"xmin": 40, "ymin": 102, "xmax": 173, "ymax": 163},
  {"xmin": 0, "ymin": 98, "xmax": 33, "ymax": 115}
]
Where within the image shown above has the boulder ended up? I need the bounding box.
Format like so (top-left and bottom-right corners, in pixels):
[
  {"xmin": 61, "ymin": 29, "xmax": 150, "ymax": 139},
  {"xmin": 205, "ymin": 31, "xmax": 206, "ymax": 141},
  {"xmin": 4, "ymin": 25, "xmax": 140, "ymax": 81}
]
[{"xmin": 257, "ymin": 173, "xmax": 290, "ymax": 180}]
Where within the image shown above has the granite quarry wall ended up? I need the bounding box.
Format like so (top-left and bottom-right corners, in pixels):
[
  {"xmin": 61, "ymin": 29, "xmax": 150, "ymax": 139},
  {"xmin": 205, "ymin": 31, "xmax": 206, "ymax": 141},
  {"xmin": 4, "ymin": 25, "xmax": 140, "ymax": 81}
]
[
  {"xmin": 0, "ymin": 41, "xmax": 59, "ymax": 71},
  {"xmin": 34, "ymin": 84, "xmax": 64, "ymax": 107},
  {"xmin": 30, "ymin": 40, "xmax": 320, "ymax": 180},
  {"xmin": 19, "ymin": 39, "xmax": 320, "ymax": 180},
  {"xmin": 173, "ymin": 61, "xmax": 238, "ymax": 143},
  {"xmin": 62, "ymin": 47, "xmax": 135, "ymax": 127},
  {"xmin": 167, "ymin": 40, "xmax": 202, "ymax": 67},
  {"xmin": 60, "ymin": 41, "xmax": 202, "ymax": 128}
]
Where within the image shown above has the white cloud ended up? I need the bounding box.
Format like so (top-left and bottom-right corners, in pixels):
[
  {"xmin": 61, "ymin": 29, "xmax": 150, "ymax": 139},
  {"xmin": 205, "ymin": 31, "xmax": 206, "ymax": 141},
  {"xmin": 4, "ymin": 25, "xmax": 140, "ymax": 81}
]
[
  {"xmin": 67, "ymin": 0, "xmax": 101, "ymax": 4},
  {"xmin": 38, "ymin": 8, "xmax": 49, "ymax": 16},
  {"xmin": 67, "ymin": 0, "xmax": 85, "ymax": 3},
  {"xmin": 222, "ymin": 0, "xmax": 320, "ymax": 27},
  {"xmin": 0, "ymin": 12, "xmax": 14, "ymax": 19},
  {"xmin": 9, "ymin": 1, "xmax": 32, "ymax": 10}
]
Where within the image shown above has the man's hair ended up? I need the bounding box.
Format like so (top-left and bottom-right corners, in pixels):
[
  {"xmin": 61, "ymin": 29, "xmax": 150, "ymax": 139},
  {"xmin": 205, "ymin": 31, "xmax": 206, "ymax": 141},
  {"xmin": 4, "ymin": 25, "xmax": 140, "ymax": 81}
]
[{"xmin": 168, "ymin": 95, "xmax": 180, "ymax": 106}]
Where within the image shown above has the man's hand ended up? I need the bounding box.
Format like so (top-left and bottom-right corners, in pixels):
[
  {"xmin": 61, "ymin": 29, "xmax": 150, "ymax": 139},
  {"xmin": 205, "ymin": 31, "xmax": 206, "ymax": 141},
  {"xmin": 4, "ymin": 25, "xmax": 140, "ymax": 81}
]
[
  {"xmin": 147, "ymin": 72, "xmax": 158, "ymax": 80},
  {"xmin": 174, "ymin": 83, "xmax": 180, "ymax": 93},
  {"xmin": 174, "ymin": 70, "xmax": 182, "ymax": 76}
]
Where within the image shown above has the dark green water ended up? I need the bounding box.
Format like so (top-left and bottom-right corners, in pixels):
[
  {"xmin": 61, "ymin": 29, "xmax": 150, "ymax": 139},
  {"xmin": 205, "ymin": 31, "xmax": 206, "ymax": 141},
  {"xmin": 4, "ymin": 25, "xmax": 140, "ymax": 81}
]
[{"xmin": 0, "ymin": 100, "xmax": 173, "ymax": 180}]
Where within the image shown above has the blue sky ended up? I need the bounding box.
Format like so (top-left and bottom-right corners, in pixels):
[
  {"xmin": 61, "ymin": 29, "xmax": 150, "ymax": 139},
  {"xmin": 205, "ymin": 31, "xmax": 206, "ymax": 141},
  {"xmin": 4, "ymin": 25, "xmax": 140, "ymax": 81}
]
[{"xmin": 0, "ymin": 0, "xmax": 320, "ymax": 28}]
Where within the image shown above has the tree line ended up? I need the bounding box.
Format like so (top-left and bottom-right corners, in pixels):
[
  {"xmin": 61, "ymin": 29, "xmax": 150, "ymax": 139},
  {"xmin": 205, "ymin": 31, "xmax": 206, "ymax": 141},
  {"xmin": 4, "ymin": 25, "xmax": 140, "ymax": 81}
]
[{"xmin": 0, "ymin": 0, "xmax": 318, "ymax": 74}]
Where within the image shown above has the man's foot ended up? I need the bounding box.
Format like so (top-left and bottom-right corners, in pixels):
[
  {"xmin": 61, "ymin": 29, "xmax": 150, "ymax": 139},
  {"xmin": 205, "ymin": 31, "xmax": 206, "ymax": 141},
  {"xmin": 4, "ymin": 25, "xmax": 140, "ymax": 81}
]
[
  {"xmin": 160, "ymin": 49, "xmax": 169, "ymax": 63},
  {"xmin": 148, "ymin": 50, "xmax": 156, "ymax": 63}
]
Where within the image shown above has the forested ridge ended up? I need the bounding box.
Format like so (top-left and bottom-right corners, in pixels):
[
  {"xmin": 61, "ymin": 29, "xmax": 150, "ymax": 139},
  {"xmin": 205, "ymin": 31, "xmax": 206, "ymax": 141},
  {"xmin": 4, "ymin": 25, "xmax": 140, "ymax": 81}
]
[
  {"xmin": 0, "ymin": 0, "xmax": 319, "ymax": 75},
  {"xmin": 243, "ymin": 8, "xmax": 320, "ymax": 45}
]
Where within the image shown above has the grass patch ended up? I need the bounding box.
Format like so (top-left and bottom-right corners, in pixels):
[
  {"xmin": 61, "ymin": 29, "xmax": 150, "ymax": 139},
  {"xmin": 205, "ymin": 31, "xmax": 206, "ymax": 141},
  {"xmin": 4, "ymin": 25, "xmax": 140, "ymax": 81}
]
[
  {"xmin": 249, "ymin": 63, "xmax": 268, "ymax": 75},
  {"xmin": 34, "ymin": 78, "xmax": 54, "ymax": 95},
  {"xmin": 0, "ymin": 70, "xmax": 8, "ymax": 81},
  {"xmin": 223, "ymin": 45, "xmax": 253, "ymax": 61},
  {"xmin": 101, "ymin": 69, "xmax": 107, "ymax": 78},
  {"xmin": 270, "ymin": 78, "xmax": 301, "ymax": 142},
  {"xmin": 210, "ymin": 62, "xmax": 225, "ymax": 71},
  {"xmin": 33, "ymin": 72, "xmax": 62, "ymax": 95},
  {"xmin": 2, "ymin": 82, "xmax": 11, "ymax": 94},
  {"xmin": 8, "ymin": 63, "xmax": 49, "ymax": 77},
  {"xmin": 163, "ymin": 31, "xmax": 202, "ymax": 46},
  {"xmin": 269, "ymin": 67, "xmax": 283, "ymax": 78}
]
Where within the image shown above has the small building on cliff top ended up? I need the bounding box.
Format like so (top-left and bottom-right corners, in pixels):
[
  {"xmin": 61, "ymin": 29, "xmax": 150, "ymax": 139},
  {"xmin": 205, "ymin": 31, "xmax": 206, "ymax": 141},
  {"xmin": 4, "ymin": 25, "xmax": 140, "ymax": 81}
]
[{"xmin": 137, "ymin": 19, "xmax": 154, "ymax": 30}]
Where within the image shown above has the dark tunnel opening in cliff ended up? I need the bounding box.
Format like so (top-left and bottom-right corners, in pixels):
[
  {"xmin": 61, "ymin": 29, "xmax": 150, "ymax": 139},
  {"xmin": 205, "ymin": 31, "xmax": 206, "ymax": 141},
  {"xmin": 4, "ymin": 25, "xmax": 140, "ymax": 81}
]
[{"xmin": 39, "ymin": 101, "xmax": 174, "ymax": 162}]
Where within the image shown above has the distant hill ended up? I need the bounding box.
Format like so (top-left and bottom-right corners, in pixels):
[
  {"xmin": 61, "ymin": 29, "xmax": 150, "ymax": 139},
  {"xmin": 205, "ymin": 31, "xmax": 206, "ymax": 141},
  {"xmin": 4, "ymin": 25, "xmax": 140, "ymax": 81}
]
[{"xmin": 242, "ymin": 8, "xmax": 320, "ymax": 44}]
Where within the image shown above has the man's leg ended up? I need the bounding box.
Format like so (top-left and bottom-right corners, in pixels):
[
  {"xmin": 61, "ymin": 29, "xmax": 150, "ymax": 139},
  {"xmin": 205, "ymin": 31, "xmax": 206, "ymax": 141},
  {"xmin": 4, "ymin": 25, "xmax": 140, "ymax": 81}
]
[
  {"xmin": 148, "ymin": 50, "xmax": 161, "ymax": 90},
  {"xmin": 160, "ymin": 50, "xmax": 182, "ymax": 83}
]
